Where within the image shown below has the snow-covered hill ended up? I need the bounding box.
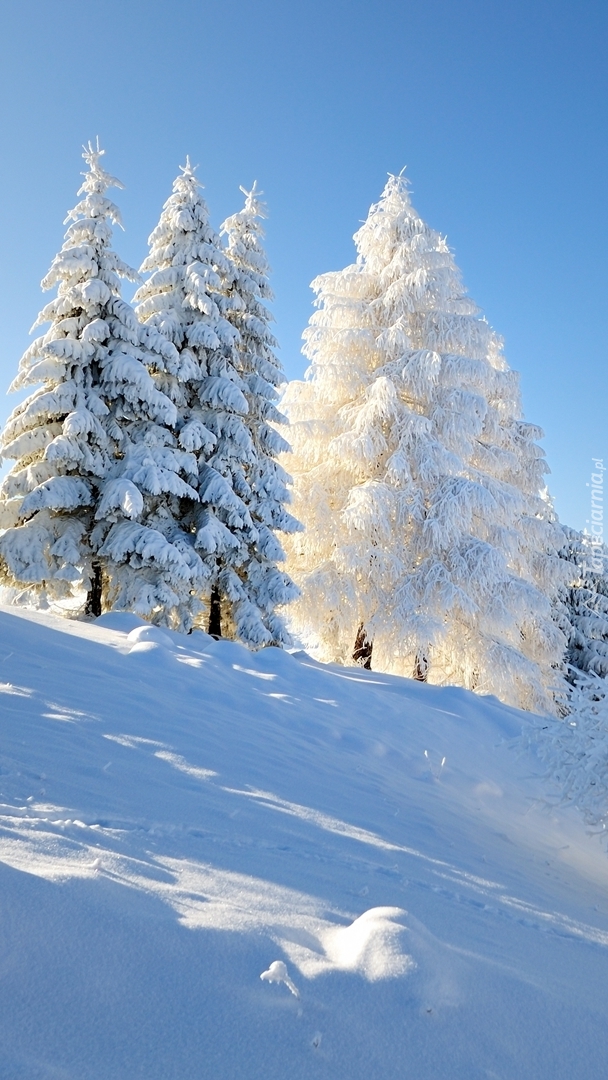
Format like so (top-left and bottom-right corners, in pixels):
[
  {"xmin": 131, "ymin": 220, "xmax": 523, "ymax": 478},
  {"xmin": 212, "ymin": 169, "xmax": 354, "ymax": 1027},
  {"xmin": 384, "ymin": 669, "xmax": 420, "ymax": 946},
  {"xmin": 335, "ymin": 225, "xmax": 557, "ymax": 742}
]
[{"xmin": 1, "ymin": 607, "xmax": 608, "ymax": 1079}]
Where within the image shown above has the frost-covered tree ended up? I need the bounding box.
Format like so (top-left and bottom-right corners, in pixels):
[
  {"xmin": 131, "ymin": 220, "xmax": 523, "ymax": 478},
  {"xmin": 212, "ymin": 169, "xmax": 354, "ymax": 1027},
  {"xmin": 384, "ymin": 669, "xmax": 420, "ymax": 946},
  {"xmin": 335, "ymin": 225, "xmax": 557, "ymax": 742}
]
[
  {"xmin": 0, "ymin": 142, "xmax": 205, "ymax": 628},
  {"xmin": 554, "ymin": 526, "xmax": 608, "ymax": 679},
  {"xmin": 282, "ymin": 173, "xmax": 569, "ymax": 713},
  {"xmin": 219, "ymin": 183, "xmax": 301, "ymax": 644},
  {"xmin": 526, "ymin": 522, "xmax": 608, "ymax": 828},
  {"xmin": 135, "ymin": 161, "xmax": 282, "ymax": 643}
]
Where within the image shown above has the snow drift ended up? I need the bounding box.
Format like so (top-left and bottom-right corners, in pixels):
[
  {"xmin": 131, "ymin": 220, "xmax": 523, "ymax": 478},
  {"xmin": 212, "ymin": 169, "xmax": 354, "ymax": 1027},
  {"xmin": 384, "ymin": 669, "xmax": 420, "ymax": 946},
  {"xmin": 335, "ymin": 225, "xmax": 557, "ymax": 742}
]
[{"xmin": 1, "ymin": 606, "xmax": 608, "ymax": 1079}]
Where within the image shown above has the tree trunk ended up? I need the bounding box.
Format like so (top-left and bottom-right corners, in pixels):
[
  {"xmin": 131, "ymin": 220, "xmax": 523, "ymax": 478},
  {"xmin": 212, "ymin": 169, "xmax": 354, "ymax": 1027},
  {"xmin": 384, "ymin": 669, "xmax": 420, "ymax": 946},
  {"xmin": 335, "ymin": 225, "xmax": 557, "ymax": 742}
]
[
  {"xmin": 353, "ymin": 624, "xmax": 373, "ymax": 670},
  {"xmin": 413, "ymin": 652, "xmax": 428, "ymax": 682},
  {"xmin": 208, "ymin": 585, "xmax": 222, "ymax": 637},
  {"xmin": 85, "ymin": 560, "xmax": 103, "ymax": 619}
]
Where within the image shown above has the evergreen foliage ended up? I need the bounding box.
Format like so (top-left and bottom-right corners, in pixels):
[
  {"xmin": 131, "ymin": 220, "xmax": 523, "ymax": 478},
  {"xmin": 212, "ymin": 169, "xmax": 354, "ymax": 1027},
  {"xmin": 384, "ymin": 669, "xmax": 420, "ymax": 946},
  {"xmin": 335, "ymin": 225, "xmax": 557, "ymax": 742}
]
[
  {"xmin": 282, "ymin": 174, "xmax": 570, "ymax": 713},
  {"xmin": 134, "ymin": 165, "xmax": 298, "ymax": 644},
  {"xmin": 220, "ymin": 183, "xmax": 301, "ymax": 644},
  {"xmin": 555, "ymin": 527, "xmax": 608, "ymax": 680},
  {"xmin": 0, "ymin": 143, "xmax": 203, "ymax": 625}
]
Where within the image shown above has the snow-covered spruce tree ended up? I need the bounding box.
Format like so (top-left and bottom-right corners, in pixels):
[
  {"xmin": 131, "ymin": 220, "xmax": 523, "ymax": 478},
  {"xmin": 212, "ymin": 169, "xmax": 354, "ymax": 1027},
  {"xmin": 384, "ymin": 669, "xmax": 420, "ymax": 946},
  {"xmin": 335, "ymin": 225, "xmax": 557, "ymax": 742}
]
[
  {"xmin": 135, "ymin": 161, "xmax": 286, "ymax": 644},
  {"xmin": 526, "ymin": 526, "xmax": 608, "ymax": 828},
  {"xmin": 219, "ymin": 183, "xmax": 301, "ymax": 644},
  {"xmin": 554, "ymin": 526, "xmax": 608, "ymax": 680},
  {"xmin": 282, "ymin": 173, "xmax": 570, "ymax": 713},
  {"xmin": 0, "ymin": 143, "xmax": 205, "ymax": 628}
]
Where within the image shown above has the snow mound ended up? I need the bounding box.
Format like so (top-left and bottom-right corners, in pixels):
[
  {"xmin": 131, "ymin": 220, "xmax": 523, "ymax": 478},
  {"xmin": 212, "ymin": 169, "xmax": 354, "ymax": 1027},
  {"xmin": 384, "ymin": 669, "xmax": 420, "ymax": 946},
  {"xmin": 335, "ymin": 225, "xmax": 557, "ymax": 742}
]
[{"xmin": 279, "ymin": 906, "xmax": 415, "ymax": 981}]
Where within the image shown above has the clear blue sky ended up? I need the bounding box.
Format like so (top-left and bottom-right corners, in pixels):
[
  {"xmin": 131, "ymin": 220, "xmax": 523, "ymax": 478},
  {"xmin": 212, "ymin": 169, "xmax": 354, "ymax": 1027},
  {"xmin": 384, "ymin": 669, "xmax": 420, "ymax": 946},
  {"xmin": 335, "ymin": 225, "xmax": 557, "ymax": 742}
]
[{"xmin": 0, "ymin": 0, "xmax": 606, "ymax": 530}]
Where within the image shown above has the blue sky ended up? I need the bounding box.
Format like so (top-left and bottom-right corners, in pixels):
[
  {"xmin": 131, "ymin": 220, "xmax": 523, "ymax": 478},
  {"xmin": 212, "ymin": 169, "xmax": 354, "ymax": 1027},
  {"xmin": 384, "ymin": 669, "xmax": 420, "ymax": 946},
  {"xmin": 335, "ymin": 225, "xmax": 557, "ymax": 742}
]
[{"xmin": 0, "ymin": 0, "xmax": 606, "ymax": 529}]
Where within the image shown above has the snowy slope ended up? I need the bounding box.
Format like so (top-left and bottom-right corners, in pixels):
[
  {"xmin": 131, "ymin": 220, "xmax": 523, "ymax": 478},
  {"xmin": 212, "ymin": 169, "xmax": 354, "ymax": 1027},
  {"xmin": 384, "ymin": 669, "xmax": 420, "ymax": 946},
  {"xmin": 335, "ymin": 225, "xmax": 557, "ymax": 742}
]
[{"xmin": 1, "ymin": 607, "xmax": 608, "ymax": 1080}]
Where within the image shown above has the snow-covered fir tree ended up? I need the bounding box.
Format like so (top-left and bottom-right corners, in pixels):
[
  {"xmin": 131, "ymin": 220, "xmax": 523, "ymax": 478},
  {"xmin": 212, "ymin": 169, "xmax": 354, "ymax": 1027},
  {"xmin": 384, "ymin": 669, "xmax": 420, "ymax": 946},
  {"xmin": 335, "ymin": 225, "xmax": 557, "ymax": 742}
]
[
  {"xmin": 554, "ymin": 526, "xmax": 608, "ymax": 680},
  {"xmin": 134, "ymin": 163, "xmax": 298, "ymax": 644},
  {"xmin": 219, "ymin": 183, "xmax": 300, "ymax": 644},
  {"xmin": 530, "ymin": 524, "xmax": 608, "ymax": 829},
  {"xmin": 529, "ymin": 517, "xmax": 608, "ymax": 826},
  {"xmin": 282, "ymin": 173, "xmax": 571, "ymax": 713},
  {"xmin": 0, "ymin": 143, "xmax": 205, "ymax": 628}
]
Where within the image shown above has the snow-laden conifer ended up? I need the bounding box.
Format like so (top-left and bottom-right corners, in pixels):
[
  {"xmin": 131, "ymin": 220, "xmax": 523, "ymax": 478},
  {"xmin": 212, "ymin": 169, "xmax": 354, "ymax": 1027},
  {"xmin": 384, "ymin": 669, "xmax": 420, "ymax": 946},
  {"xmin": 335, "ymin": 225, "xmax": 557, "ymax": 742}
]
[
  {"xmin": 0, "ymin": 143, "xmax": 204, "ymax": 627},
  {"xmin": 138, "ymin": 164, "xmax": 300, "ymax": 643},
  {"xmin": 554, "ymin": 527, "xmax": 608, "ymax": 679},
  {"xmin": 531, "ymin": 527, "xmax": 608, "ymax": 823},
  {"xmin": 282, "ymin": 173, "xmax": 570, "ymax": 713},
  {"xmin": 219, "ymin": 183, "xmax": 301, "ymax": 645}
]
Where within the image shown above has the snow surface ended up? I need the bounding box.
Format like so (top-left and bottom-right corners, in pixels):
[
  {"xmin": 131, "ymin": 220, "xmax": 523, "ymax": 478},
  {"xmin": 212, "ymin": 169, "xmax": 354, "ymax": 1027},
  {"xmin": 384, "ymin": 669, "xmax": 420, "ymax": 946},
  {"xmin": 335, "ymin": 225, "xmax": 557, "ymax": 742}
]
[{"xmin": 1, "ymin": 606, "xmax": 608, "ymax": 1078}]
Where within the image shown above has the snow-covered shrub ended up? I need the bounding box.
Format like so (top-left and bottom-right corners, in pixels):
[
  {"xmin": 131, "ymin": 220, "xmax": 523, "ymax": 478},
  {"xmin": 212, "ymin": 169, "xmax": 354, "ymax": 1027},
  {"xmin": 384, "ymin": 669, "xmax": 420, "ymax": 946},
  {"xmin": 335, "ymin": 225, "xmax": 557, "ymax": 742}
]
[{"xmin": 282, "ymin": 173, "xmax": 570, "ymax": 713}]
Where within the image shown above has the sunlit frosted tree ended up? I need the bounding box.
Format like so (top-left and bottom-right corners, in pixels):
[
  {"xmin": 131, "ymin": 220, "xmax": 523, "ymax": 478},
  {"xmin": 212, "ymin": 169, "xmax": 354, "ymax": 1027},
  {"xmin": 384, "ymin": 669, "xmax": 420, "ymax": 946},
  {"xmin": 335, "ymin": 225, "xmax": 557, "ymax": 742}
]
[{"xmin": 282, "ymin": 173, "xmax": 569, "ymax": 713}]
